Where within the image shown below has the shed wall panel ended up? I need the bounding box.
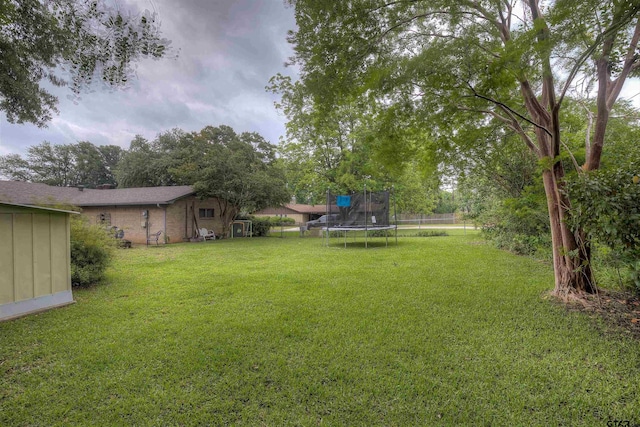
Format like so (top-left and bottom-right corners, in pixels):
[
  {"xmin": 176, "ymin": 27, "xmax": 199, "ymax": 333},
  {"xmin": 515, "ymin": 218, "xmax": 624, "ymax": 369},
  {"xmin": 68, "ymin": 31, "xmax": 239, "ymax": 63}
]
[
  {"xmin": 33, "ymin": 214, "xmax": 52, "ymax": 297},
  {"xmin": 50, "ymin": 214, "xmax": 69, "ymax": 293},
  {"xmin": 0, "ymin": 214, "xmax": 14, "ymax": 304},
  {"xmin": 14, "ymin": 214, "xmax": 34, "ymax": 302}
]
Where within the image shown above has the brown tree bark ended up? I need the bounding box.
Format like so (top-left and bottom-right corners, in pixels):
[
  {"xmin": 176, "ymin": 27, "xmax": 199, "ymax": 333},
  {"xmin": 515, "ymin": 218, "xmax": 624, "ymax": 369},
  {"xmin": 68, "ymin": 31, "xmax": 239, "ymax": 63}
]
[{"xmin": 518, "ymin": 0, "xmax": 599, "ymax": 296}]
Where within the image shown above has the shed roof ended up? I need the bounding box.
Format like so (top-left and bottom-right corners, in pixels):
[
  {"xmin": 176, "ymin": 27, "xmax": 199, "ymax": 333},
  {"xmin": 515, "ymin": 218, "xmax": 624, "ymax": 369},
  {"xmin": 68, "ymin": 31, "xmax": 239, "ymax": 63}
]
[
  {"xmin": 0, "ymin": 201, "xmax": 80, "ymax": 214},
  {"xmin": 0, "ymin": 181, "xmax": 195, "ymax": 207}
]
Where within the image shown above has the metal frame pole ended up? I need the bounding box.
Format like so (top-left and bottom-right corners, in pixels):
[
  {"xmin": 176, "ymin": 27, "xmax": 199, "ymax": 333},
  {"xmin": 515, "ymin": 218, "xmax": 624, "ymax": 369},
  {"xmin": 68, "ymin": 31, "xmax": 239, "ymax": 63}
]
[
  {"xmin": 392, "ymin": 185, "xmax": 398, "ymax": 246},
  {"xmin": 364, "ymin": 183, "xmax": 368, "ymax": 248}
]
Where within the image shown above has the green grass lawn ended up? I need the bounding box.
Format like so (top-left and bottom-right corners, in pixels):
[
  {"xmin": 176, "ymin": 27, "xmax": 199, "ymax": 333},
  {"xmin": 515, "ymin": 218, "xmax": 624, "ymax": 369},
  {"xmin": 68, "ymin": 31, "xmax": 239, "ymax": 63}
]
[{"xmin": 1, "ymin": 234, "xmax": 639, "ymax": 426}]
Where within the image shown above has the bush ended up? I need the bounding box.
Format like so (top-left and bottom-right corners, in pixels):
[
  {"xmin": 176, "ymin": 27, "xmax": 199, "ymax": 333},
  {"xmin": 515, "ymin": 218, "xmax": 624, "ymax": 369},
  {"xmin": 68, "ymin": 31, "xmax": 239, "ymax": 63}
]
[
  {"xmin": 477, "ymin": 187, "xmax": 552, "ymax": 258},
  {"xmin": 246, "ymin": 216, "xmax": 297, "ymax": 237},
  {"xmin": 70, "ymin": 216, "xmax": 116, "ymax": 286},
  {"xmin": 415, "ymin": 230, "xmax": 448, "ymax": 237},
  {"xmin": 367, "ymin": 229, "xmax": 389, "ymax": 237},
  {"xmin": 567, "ymin": 164, "xmax": 640, "ymax": 291},
  {"xmin": 250, "ymin": 216, "xmax": 272, "ymax": 237},
  {"xmin": 269, "ymin": 216, "xmax": 296, "ymax": 226}
]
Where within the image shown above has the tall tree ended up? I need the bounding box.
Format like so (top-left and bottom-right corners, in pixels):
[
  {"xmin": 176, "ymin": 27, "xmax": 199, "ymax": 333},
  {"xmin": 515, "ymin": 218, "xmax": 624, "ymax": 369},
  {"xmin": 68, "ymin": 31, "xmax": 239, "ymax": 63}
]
[
  {"xmin": 189, "ymin": 126, "xmax": 290, "ymax": 237},
  {"xmin": 73, "ymin": 141, "xmax": 120, "ymax": 187},
  {"xmin": 283, "ymin": 0, "xmax": 640, "ymax": 297},
  {"xmin": 27, "ymin": 142, "xmax": 76, "ymax": 186},
  {"xmin": 114, "ymin": 135, "xmax": 173, "ymax": 187},
  {"xmin": 116, "ymin": 126, "xmax": 290, "ymax": 237},
  {"xmin": 0, "ymin": 154, "xmax": 32, "ymax": 182},
  {"xmin": 269, "ymin": 74, "xmax": 436, "ymax": 203},
  {"xmin": 0, "ymin": 140, "xmax": 121, "ymax": 187},
  {"xmin": 0, "ymin": 0, "xmax": 171, "ymax": 126}
]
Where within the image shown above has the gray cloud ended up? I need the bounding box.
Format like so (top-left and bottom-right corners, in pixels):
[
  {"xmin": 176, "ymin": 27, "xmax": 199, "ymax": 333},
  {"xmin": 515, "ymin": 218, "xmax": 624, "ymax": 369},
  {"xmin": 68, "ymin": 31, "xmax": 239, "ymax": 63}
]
[{"xmin": 0, "ymin": 0, "xmax": 297, "ymax": 156}]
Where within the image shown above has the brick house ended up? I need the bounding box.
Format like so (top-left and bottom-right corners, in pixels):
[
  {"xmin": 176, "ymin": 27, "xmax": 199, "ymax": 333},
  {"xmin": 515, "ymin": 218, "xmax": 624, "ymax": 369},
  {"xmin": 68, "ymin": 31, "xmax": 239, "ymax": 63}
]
[
  {"xmin": 253, "ymin": 204, "xmax": 327, "ymax": 225},
  {"xmin": 0, "ymin": 181, "xmax": 226, "ymax": 244}
]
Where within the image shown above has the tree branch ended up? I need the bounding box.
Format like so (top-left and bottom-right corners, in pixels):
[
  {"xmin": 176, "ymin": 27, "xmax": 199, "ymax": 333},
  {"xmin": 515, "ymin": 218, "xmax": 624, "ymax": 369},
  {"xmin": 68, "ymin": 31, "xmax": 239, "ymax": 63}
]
[
  {"xmin": 368, "ymin": 0, "xmax": 420, "ymax": 14},
  {"xmin": 465, "ymin": 82, "xmax": 552, "ymax": 138},
  {"xmin": 459, "ymin": 105, "xmax": 539, "ymax": 155},
  {"xmin": 607, "ymin": 18, "xmax": 640, "ymax": 109},
  {"xmin": 558, "ymin": 5, "xmax": 640, "ymax": 108},
  {"xmin": 465, "ymin": 0, "xmax": 510, "ymax": 42}
]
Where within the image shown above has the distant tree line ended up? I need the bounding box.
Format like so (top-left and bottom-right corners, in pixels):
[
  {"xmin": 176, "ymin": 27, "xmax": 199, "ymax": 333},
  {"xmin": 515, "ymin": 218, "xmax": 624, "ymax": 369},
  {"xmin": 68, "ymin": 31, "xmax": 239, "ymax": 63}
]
[
  {"xmin": 0, "ymin": 125, "xmax": 290, "ymax": 237},
  {"xmin": 0, "ymin": 141, "xmax": 122, "ymax": 188}
]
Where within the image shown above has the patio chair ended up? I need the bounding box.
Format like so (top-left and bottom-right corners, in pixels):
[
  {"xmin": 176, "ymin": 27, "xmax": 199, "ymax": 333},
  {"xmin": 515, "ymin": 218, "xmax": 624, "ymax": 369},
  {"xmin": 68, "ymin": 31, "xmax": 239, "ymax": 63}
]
[
  {"xmin": 147, "ymin": 230, "xmax": 162, "ymax": 246},
  {"xmin": 199, "ymin": 228, "xmax": 216, "ymax": 240}
]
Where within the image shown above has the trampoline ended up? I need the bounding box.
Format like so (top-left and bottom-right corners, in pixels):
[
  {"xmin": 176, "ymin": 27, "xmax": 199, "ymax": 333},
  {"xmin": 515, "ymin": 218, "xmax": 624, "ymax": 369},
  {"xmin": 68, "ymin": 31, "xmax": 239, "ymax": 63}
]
[{"xmin": 322, "ymin": 186, "xmax": 398, "ymax": 248}]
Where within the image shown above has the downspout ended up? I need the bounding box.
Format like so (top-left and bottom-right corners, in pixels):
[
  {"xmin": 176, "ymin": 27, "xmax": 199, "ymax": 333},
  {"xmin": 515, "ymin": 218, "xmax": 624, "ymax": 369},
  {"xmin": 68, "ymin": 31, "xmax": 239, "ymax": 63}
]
[{"xmin": 158, "ymin": 203, "xmax": 167, "ymax": 244}]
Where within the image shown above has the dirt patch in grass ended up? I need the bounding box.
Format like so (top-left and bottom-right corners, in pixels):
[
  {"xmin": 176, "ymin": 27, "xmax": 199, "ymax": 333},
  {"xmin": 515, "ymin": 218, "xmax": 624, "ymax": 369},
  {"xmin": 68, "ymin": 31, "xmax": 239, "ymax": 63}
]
[{"xmin": 562, "ymin": 289, "xmax": 640, "ymax": 339}]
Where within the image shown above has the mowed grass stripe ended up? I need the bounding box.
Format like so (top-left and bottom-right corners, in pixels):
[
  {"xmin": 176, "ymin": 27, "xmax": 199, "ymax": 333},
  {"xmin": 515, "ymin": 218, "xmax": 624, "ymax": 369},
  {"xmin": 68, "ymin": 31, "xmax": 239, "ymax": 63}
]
[{"xmin": 1, "ymin": 234, "xmax": 638, "ymax": 426}]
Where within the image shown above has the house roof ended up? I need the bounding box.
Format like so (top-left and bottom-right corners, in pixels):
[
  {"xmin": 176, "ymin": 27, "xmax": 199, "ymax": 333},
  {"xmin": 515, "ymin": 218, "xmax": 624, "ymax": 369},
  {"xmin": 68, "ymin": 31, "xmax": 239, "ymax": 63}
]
[
  {"xmin": 284, "ymin": 204, "xmax": 327, "ymax": 214},
  {"xmin": 255, "ymin": 204, "xmax": 327, "ymax": 215},
  {"xmin": 0, "ymin": 181, "xmax": 195, "ymax": 207}
]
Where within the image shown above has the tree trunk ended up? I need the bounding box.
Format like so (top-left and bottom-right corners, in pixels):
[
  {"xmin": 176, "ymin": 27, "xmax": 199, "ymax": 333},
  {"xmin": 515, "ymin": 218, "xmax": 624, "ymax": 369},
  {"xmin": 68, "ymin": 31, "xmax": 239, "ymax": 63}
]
[
  {"xmin": 541, "ymin": 163, "xmax": 596, "ymax": 296},
  {"xmin": 216, "ymin": 198, "xmax": 237, "ymax": 239}
]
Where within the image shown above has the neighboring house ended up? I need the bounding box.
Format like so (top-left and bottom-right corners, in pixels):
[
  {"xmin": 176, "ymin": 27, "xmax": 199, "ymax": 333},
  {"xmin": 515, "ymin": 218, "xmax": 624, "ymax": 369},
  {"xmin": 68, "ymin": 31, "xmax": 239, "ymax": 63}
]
[
  {"xmin": 0, "ymin": 181, "xmax": 225, "ymax": 244},
  {"xmin": 0, "ymin": 202, "xmax": 77, "ymax": 321},
  {"xmin": 254, "ymin": 204, "xmax": 327, "ymax": 225}
]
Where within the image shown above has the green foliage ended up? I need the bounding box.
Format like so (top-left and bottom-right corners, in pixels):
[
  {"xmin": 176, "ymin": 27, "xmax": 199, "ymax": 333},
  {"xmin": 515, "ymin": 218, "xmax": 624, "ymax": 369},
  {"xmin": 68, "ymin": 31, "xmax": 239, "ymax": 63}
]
[
  {"xmin": 268, "ymin": 216, "xmax": 296, "ymax": 226},
  {"xmin": 568, "ymin": 165, "xmax": 640, "ymax": 290},
  {"xmin": 116, "ymin": 126, "xmax": 290, "ymax": 237},
  {"xmin": 479, "ymin": 185, "xmax": 551, "ymax": 257},
  {"xmin": 365, "ymin": 229, "xmax": 389, "ymax": 237},
  {"xmin": 234, "ymin": 216, "xmax": 296, "ymax": 237},
  {"xmin": 433, "ymin": 190, "xmax": 458, "ymax": 214},
  {"xmin": 246, "ymin": 216, "xmax": 271, "ymax": 237},
  {"xmin": 394, "ymin": 162, "xmax": 438, "ymax": 215},
  {"xmin": 70, "ymin": 215, "xmax": 116, "ymax": 286},
  {"xmin": 0, "ymin": 140, "xmax": 122, "ymax": 187},
  {"xmin": 0, "ymin": 0, "xmax": 171, "ymax": 126},
  {"xmin": 114, "ymin": 132, "xmax": 184, "ymax": 187},
  {"xmin": 455, "ymin": 131, "xmax": 552, "ymax": 257},
  {"xmin": 269, "ymin": 75, "xmax": 439, "ymax": 205},
  {"xmin": 282, "ymin": 0, "xmax": 640, "ymax": 292},
  {"xmin": 415, "ymin": 230, "xmax": 449, "ymax": 237}
]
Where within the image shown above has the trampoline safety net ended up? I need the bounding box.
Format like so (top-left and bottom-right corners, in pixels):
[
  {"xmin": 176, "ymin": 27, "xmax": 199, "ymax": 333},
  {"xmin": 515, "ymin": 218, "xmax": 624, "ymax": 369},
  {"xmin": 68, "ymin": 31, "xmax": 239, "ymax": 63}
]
[{"xmin": 326, "ymin": 190, "xmax": 391, "ymax": 228}]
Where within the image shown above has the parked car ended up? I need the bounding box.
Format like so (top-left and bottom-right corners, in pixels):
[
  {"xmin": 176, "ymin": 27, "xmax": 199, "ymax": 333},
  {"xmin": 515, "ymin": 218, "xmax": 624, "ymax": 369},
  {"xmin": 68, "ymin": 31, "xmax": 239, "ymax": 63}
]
[{"xmin": 306, "ymin": 214, "xmax": 339, "ymax": 229}]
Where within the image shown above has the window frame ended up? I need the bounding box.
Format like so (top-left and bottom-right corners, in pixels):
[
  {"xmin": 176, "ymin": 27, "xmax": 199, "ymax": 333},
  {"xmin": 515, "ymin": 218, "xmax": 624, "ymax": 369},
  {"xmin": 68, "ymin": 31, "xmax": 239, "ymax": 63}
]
[{"xmin": 199, "ymin": 208, "xmax": 215, "ymax": 219}]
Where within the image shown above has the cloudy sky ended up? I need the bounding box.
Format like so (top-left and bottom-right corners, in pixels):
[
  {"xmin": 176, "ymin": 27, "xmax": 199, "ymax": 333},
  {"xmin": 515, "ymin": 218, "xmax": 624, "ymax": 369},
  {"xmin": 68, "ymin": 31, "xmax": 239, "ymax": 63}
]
[{"xmin": 0, "ymin": 0, "xmax": 298, "ymax": 156}]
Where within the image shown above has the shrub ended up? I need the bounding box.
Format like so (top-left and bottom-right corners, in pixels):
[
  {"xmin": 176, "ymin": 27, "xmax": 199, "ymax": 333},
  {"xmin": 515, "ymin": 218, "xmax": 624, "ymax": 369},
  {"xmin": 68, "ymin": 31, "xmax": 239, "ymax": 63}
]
[
  {"xmin": 269, "ymin": 216, "xmax": 295, "ymax": 226},
  {"xmin": 250, "ymin": 216, "xmax": 272, "ymax": 237},
  {"xmin": 247, "ymin": 216, "xmax": 297, "ymax": 236},
  {"xmin": 478, "ymin": 188, "xmax": 551, "ymax": 258},
  {"xmin": 415, "ymin": 230, "xmax": 448, "ymax": 237},
  {"xmin": 367, "ymin": 229, "xmax": 389, "ymax": 237},
  {"xmin": 70, "ymin": 216, "xmax": 116, "ymax": 286},
  {"xmin": 567, "ymin": 164, "xmax": 640, "ymax": 291}
]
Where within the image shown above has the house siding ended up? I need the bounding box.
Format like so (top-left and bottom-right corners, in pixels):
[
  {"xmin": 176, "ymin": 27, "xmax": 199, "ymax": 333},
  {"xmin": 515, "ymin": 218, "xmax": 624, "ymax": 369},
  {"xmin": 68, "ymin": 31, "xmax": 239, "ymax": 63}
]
[
  {"xmin": 81, "ymin": 196, "xmax": 226, "ymax": 244},
  {"xmin": 82, "ymin": 205, "xmax": 166, "ymax": 244},
  {"xmin": 170, "ymin": 196, "xmax": 226, "ymax": 240}
]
